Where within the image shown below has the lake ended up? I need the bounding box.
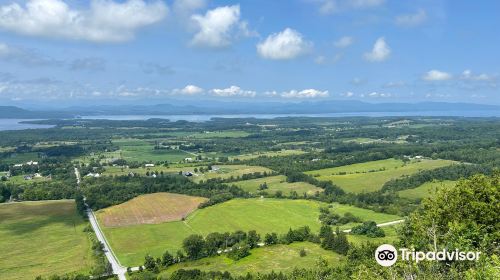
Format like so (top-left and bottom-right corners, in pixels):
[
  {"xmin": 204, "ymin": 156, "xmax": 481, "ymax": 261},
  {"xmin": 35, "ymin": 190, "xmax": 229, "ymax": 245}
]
[
  {"xmin": 0, "ymin": 119, "xmax": 55, "ymax": 131},
  {"xmin": 0, "ymin": 110, "xmax": 499, "ymax": 131}
]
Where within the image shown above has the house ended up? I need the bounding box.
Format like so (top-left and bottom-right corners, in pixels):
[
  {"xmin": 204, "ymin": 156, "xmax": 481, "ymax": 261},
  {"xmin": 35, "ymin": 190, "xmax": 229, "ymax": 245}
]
[
  {"xmin": 13, "ymin": 164, "xmax": 23, "ymax": 167},
  {"xmin": 414, "ymin": 155, "xmax": 424, "ymax": 159},
  {"xmin": 151, "ymin": 174, "xmax": 157, "ymax": 178},
  {"xmin": 184, "ymin": 158, "xmax": 193, "ymax": 162},
  {"xmin": 312, "ymin": 158, "xmax": 320, "ymax": 162},
  {"xmin": 26, "ymin": 161, "xmax": 38, "ymax": 165},
  {"xmin": 145, "ymin": 163, "xmax": 155, "ymax": 167},
  {"xmin": 33, "ymin": 173, "xmax": 42, "ymax": 178},
  {"xmin": 85, "ymin": 173, "xmax": 101, "ymax": 178},
  {"xmin": 212, "ymin": 166, "xmax": 220, "ymax": 171},
  {"xmin": 183, "ymin": 171, "xmax": 193, "ymax": 177},
  {"xmin": 24, "ymin": 175, "xmax": 32, "ymax": 180}
]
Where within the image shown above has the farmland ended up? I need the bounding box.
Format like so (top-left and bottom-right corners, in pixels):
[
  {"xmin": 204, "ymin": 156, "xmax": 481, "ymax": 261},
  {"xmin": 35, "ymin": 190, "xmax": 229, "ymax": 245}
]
[
  {"xmin": 97, "ymin": 193, "xmax": 208, "ymax": 227},
  {"xmin": 230, "ymin": 175, "xmax": 322, "ymax": 195},
  {"xmin": 230, "ymin": 149, "xmax": 306, "ymax": 160},
  {"xmin": 160, "ymin": 242, "xmax": 343, "ymax": 277},
  {"xmin": 0, "ymin": 200, "xmax": 94, "ymax": 280},
  {"xmin": 398, "ymin": 180, "xmax": 457, "ymax": 200},
  {"xmin": 98, "ymin": 198, "xmax": 400, "ymax": 266},
  {"xmin": 305, "ymin": 158, "xmax": 455, "ymax": 193}
]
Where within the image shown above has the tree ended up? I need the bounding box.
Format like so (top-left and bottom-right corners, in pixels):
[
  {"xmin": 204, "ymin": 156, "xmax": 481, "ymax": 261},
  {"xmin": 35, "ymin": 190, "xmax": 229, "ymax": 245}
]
[
  {"xmin": 264, "ymin": 233, "xmax": 278, "ymax": 245},
  {"xmin": 182, "ymin": 234, "xmax": 206, "ymax": 260},
  {"xmin": 319, "ymin": 224, "xmax": 332, "ymax": 239},
  {"xmin": 204, "ymin": 232, "xmax": 224, "ymax": 256},
  {"xmin": 143, "ymin": 255, "xmax": 157, "ymax": 272},
  {"xmin": 161, "ymin": 250, "xmax": 175, "ymax": 267},
  {"xmin": 333, "ymin": 227, "xmax": 349, "ymax": 255},
  {"xmin": 247, "ymin": 230, "xmax": 260, "ymax": 249}
]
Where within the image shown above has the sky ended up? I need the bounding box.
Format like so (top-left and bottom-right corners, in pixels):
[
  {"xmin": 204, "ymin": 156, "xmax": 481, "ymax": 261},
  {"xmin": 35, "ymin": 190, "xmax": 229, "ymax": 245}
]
[{"xmin": 0, "ymin": 0, "xmax": 499, "ymax": 106}]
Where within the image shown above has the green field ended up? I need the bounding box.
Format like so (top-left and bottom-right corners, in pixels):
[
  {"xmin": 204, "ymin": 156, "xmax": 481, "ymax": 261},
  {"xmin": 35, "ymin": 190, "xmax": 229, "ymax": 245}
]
[
  {"xmin": 398, "ymin": 180, "xmax": 457, "ymax": 200},
  {"xmin": 101, "ymin": 164, "xmax": 273, "ymax": 183},
  {"xmin": 159, "ymin": 242, "xmax": 343, "ymax": 277},
  {"xmin": 192, "ymin": 165, "xmax": 274, "ymax": 182},
  {"xmin": 305, "ymin": 158, "xmax": 455, "ymax": 193},
  {"xmin": 0, "ymin": 200, "xmax": 94, "ymax": 280},
  {"xmin": 0, "ymin": 152, "xmax": 40, "ymax": 164},
  {"xmin": 113, "ymin": 139, "xmax": 193, "ymax": 162},
  {"xmin": 98, "ymin": 198, "xmax": 400, "ymax": 266},
  {"xmin": 230, "ymin": 149, "xmax": 306, "ymax": 160},
  {"xmin": 230, "ymin": 175, "xmax": 322, "ymax": 195}
]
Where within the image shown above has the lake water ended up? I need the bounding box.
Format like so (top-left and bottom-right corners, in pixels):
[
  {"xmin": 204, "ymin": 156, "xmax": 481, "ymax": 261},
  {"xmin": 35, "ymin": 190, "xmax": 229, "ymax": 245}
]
[
  {"xmin": 1, "ymin": 110, "xmax": 499, "ymax": 131},
  {"xmin": 81, "ymin": 110, "xmax": 500, "ymax": 122},
  {"xmin": 0, "ymin": 119, "xmax": 55, "ymax": 131}
]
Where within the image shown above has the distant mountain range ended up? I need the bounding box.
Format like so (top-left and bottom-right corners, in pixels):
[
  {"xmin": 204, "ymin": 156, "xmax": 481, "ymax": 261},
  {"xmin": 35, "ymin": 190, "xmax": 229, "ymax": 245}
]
[{"xmin": 1, "ymin": 101, "xmax": 499, "ymax": 119}]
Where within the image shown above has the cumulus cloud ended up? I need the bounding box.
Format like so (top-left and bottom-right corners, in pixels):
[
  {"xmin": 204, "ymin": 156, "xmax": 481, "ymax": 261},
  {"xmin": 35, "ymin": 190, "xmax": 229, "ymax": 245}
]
[
  {"xmin": 341, "ymin": 91, "xmax": 355, "ymax": 97},
  {"xmin": 368, "ymin": 91, "xmax": 392, "ymax": 98},
  {"xmin": 0, "ymin": 0, "xmax": 168, "ymax": 43},
  {"xmin": 257, "ymin": 28, "xmax": 312, "ymax": 60},
  {"xmin": 364, "ymin": 37, "xmax": 390, "ymax": 62},
  {"xmin": 281, "ymin": 89, "xmax": 329, "ymax": 98},
  {"xmin": 396, "ymin": 9, "xmax": 427, "ymax": 27},
  {"xmin": 173, "ymin": 0, "xmax": 206, "ymax": 15},
  {"xmin": 190, "ymin": 5, "xmax": 253, "ymax": 48},
  {"xmin": 210, "ymin": 86, "xmax": 256, "ymax": 97},
  {"xmin": 423, "ymin": 70, "xmax": 452, "ymax": 81},
  {"xmin": 313, "ymin": 0, "xmax": 385, "ymax": 15},
  {"xmin": 180, "ymin": 85, "xmax": 204, "ymax": 95},
  {"xmin": 461, "ymin": 70, "xmax": 495, "ymax": 81},
  {"xmin": 334, "ymin": 36, "xmax": 353, "ymax": 48}
]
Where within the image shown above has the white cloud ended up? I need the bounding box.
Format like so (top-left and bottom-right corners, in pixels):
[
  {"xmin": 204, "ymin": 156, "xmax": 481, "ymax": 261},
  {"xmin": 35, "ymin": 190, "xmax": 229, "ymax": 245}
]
[
  {"xmin": 423, "ymin": 70, "xmax": 452, "ymax": 81},
  {"xmin": 334, "ymin": 36, "xmax": 353, "ymax": 48},
  {"xmin": 0, "ymin": 43, "xmax": 10, "ymax": 56},
  {"xmin": 461, "ymin": 70, "xmax": 495, "ymax": 81},
  {"xmin": 314, "ymin": 0, "xmax": 384, "ymax": 14},
  {"xmin": 190, "ymin": 5, "xmax": 252, "ymax": 48},
  {"xmin": 281, "ymin": 89, "xmax": 329, "ymax": 98},
  {"xmin": 341, "ymin": 91, "xmax": 354, "ymax": 97},
  {"xmin": 257, "ymin": 28, "xmax": 312, "ymax": 60},
  {"xmin": 0, "ymin": 0, "xmax": 167, "ymax": 43},
  {"xmin": 210, "ymin": 86, "xmax": 256, "ymax": 97},
  {"xmin": 364, "ymin": 37, "xmax": 390, "ymax": 62},
  {"xmin": 367, "ymin": 91, "xmax": 392, "ymax": 98},
  {"xmin": 181, "ymin": 85, "xmax": 204, "ymax": 95},
  {"xmin": 396, "ymin": 9, "xmax": 427, "ymax": 27},
  {"xmin": 0, "ymin": 42, "xmax": 61, "ymax": 66}
]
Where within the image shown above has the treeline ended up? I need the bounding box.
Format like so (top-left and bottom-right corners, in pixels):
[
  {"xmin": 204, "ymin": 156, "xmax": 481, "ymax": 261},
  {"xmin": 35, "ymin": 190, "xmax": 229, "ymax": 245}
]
[
  {"xmin": 0, "ymin": 181, "xmax": 78, "ymax": 202},
  {"xmin": 381, "ymin": 163, "xmax": 492, "ymax": 193},
  {"xmin": 82, "ymin": 176, "xmax": 249, "ymax": 210}
]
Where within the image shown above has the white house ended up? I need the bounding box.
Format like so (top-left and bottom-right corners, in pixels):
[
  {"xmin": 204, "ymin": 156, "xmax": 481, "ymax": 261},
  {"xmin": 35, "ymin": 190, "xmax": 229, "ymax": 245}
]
[{"xmin": 145, "ymin": 163, "xmax": 155, "ymax": 167}]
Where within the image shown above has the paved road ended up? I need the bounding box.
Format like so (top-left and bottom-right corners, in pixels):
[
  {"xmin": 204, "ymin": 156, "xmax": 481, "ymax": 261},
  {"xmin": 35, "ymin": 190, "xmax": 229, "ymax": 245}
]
[
  {"xmin": 75, "ymin": 167, "xmax": 131, "ymax": 280},
  {"xmin": 342, "ymin": 219, "xmax": 405, "ymax": 233}
]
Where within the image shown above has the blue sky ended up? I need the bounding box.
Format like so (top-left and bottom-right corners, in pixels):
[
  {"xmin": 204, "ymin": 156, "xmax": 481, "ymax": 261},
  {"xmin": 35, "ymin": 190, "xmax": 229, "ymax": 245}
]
[{"xmin": 0, "ymin": 0, "xmax": 499, "ymax": 106}]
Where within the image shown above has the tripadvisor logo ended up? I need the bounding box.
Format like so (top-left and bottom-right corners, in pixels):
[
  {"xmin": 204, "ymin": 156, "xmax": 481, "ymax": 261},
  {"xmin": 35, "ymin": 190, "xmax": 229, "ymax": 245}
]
[{"xmin": 375, "ymin": 244, "xmax": 481, "ymax": 267}]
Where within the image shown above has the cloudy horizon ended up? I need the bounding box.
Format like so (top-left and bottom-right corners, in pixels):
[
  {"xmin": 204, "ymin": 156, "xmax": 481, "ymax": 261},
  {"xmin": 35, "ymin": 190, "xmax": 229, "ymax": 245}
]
[{"xmin": 0, "ymin": 0, "xmax": 499, "ymax": 106}]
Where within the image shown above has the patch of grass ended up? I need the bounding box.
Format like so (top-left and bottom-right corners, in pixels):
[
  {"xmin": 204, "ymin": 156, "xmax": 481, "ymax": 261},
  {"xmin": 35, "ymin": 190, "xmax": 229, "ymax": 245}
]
[
  {"xmin": 99, "ymin": 198, "xmax": 400, "ymax": 266},
  {"xmin": 230, "ymin": 175, "xmax": 322, "ymax": 195},
  {"xmin": 192, "ymin": 165, "xmax": 274, "ymax": 183},
  {"xmin": 111, "ymin": 139, "xmax": 192, "ymax": 163},
  {"xmin": 305, "ymin": 158, "xmax": 455, "ymax": 193},
  {"xmin": 159, "ymin": 242, "xmax": 343, "ymax": 277},
  {"xmin": 230, "ymin": 149, "xmax": 306, "ymax": 160},
  {"xmin": 0, "ymin": 200, "xmax": 94, "ymax": 280},
  {"xmin": 398, "ymin": 180, "xmax": 457, "ymax": 200},
  {"xmin": 97, "ymin": 193, "xmax": 208, "ymax": 227}
]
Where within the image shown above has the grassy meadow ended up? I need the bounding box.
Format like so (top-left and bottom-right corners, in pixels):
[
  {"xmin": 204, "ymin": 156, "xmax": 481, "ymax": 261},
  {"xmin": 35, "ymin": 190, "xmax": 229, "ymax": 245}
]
[
  {"xmin": 230, "ymin": 175, "xmax": 322, "ymax": 195},
  {"xmin": 230, "ymin": 149, "xmax": 306, "ymax": 160},
  {"xmin": 398, "ymin": 180, "xmax": 457, "ymax": 200},
  {"xmin": 305, "ymin": 158, "xmax": 455, "ymax": 193},
  {"xmin": 0, "ymin": 200, "xmax": 94, "ymax": 280},
  {"xmin": 159, "ymin": 242, "xmax": 343, "ymax": 277},
  {"xmin": 98, "ymin": 198, "xmax": 400, "ymax": 266}
]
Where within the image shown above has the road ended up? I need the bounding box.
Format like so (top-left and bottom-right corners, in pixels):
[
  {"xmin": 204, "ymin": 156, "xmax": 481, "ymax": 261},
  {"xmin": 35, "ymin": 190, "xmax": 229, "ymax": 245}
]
[
  {"xmin": 75, "ymin": 167, "xmax": 131, "ymax": 280},
  {"xmin": 342, "ymin": 219, "xmax": 405, "ymax": 233}
]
